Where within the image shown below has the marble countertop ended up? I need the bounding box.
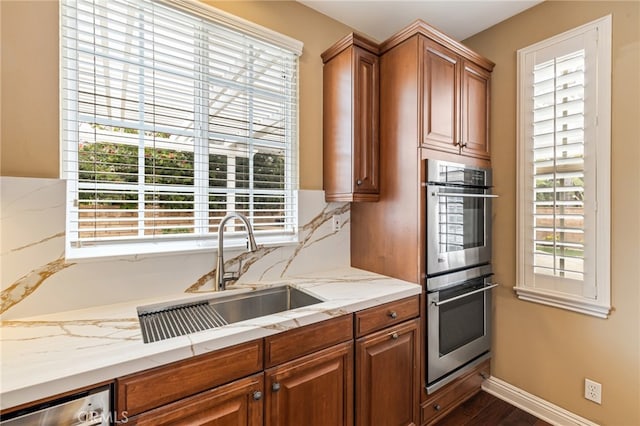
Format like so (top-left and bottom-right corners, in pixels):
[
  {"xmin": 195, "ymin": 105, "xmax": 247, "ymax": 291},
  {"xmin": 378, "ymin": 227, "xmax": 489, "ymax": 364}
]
[{"xmin": 0, "ymin": 267, "xmax": 421, "ymax": 410}]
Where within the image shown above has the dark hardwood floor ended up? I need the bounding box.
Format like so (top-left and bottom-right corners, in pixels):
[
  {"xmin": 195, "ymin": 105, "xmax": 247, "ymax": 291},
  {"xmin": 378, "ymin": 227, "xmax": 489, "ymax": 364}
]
[{"xmin": 435, "ymin": 391, "xmax": 553, "ymax": 426}]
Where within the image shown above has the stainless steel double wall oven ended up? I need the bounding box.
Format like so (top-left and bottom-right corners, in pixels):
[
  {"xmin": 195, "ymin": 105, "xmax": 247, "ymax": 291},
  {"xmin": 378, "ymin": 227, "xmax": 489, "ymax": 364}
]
[{"xmin": 425, "ymin": 159, "xmax": 497, "ymax": 393}]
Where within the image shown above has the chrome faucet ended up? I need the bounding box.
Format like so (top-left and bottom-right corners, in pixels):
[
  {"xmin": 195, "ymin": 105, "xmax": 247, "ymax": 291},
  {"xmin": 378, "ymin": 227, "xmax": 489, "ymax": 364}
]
[{"xmin": 214, "ymin": 212, "xmax": 258, "ymax": 291}]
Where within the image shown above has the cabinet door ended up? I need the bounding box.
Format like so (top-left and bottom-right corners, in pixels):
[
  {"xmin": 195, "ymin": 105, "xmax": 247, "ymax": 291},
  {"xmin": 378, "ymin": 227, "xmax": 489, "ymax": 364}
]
[
  {"xmin": 265, "ymin": 341, "xmax": 354, "ymax": 426},
  {"xmin": 421, "ymin": 39, "xmax": 459, "ymax": 154},
  {"xmin": 460, "ymin": 60, "xmax": 491, "ymax": 160},
  {"xmin": 353, "ymin": 47, "xmax": 380, "ymax": 195},
  {"xmin": 356, "ymin": 318, "xmax": 420, "ymax": 426},
  {"xmin": 128, "ymin": 373, "xmax": 263, "ymax": 426}
]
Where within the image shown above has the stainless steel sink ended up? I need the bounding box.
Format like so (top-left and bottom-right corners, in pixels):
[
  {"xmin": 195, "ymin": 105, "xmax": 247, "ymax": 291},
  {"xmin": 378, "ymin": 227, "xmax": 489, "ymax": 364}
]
[
  {"xmin": 138, "ymin": 286, "xmax": 323, "ymax": 343},
  {"xmin": 209, "ymin": 285, "xmax": 323, "ymax": 324}
]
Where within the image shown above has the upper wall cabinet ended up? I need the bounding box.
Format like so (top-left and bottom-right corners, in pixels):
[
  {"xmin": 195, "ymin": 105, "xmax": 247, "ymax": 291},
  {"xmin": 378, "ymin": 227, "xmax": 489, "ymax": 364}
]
[
  {"xmin": 460, "ymin": 60, "xmax": 491, "ymax": 160},
  {"xmin": 322, "ymin": 34, "xmax": 380, "ymax": 202},
  {"xmin": 421, "ymin": 38, "xmax": 492, "ymax": 161},
  {"xmin": 421, "ymin": 39, "xmax": 460, "ymax": 155}
]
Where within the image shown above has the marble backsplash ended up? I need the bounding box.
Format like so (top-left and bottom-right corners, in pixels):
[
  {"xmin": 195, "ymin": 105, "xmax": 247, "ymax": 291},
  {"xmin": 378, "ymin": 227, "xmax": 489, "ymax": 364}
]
[{"xmin": 0, "ymin": 177, "xmax": 350, "ymax": 320}]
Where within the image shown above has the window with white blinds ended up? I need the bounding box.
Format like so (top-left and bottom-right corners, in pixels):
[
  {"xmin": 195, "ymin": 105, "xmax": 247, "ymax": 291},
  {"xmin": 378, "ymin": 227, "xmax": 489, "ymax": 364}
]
[
  {"xmin": 61, "ymin": 0, "xmax": 302, "ymax": 258},
  {"xmin": 516, "ymin": 16, "xmax": 611, "ymax": 318}
]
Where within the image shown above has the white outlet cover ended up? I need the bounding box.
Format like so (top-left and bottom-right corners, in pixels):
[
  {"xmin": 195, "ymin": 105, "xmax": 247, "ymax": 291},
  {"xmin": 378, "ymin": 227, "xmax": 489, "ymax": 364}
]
[{"xmin": 584, "ymin": 378, "xmax": 602, "ymax": 404}]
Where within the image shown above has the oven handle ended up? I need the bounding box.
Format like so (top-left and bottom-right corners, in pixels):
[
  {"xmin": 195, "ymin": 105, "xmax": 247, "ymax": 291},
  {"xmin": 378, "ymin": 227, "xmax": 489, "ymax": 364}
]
[
  {"xmin": 432, "ymin": 192, "xmax": 499, "ymax": 198},
  {"xmin": 432, "ymin": 283, "xmax": 499, "ymax": 306}
]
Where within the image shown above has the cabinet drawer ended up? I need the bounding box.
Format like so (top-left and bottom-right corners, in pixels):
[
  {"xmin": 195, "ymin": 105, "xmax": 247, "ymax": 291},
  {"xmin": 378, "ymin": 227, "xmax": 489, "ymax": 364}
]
[
  {"xmin": 265, "ymin": 315, "xmax": 353, "ymax": 368},
  {"xmin": 117, "ymin": 340, "xmax": 263, "ymax": 418},
  {"xmin": 355, "ymin": 296, "xmax": 419, "ymax": 337},
  {"xmin": 421, "ymin": 359, "xmax": 490, "ymax": 425},
  {"xmin": 127, "ymin": 373, "xmax": 264, "ymax": 426}
]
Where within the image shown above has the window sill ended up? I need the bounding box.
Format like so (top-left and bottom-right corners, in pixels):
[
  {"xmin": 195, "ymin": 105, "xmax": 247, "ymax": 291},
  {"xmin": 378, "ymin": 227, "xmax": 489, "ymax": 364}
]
[
  {"xmin": 65, "ymin": 234, "xmax": 299, "ymax": 263},
  {"xmin": 514, "ymin": 286, "xmax": 611, "ymax": 319}
]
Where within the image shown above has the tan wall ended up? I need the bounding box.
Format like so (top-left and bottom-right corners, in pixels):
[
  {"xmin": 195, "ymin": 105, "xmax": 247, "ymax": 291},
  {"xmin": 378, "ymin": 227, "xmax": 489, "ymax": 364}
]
[
  {"xmin": 463, "ymin": 2, "xmax": 640, "ymax": 424},
  {"xmin": 0, "ymin": 0, "xmax": 356, "ymax": 189},
  {"xmin": 1, "ymin": 1, "xmax": 60, "ymax": 178}
]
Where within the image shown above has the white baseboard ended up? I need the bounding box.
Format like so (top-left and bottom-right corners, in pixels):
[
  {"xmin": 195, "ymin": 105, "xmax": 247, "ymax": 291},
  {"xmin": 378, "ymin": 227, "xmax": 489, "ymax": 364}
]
[{"xmin": 482, "ymin": 376, "xmax": 599, "ymax": 426}]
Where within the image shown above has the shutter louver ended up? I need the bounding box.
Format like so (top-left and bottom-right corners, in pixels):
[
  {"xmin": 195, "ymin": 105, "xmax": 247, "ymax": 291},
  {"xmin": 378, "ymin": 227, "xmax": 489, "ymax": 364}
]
[
  {"xmin": 531, "ymin": 50, "xmax": 585, "ymax": 281},
  {"xmin": 62, "ymin": 0, "xmax": 299, "ymax": 255}
]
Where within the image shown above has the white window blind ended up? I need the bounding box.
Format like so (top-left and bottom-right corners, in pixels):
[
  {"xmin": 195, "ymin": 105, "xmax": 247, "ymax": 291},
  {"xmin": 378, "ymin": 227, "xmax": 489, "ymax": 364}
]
[
  {"xmin": 516, "ymin": 16, "xmax": 611, "ymax": 318},
  {"xmin": 61, "ymin": 0, "xmax": 301, "ymax": 258}
]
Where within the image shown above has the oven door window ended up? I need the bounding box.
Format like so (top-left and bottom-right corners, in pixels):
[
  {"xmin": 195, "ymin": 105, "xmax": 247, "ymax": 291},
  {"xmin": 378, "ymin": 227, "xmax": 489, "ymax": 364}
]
[
  {"xmin": 436, "ymin": 187, "xmax": 486, "ymax": 254},
  {"xmin": 439, "ymin": 282, "xmax": 486, "ymax": 355}
]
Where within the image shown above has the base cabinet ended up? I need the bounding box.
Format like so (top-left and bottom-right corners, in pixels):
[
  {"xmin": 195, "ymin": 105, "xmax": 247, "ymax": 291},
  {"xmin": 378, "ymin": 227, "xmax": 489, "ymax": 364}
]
[
  {"xmin": 356, "ymin": 318, "xmax": 420, "ymax": 426},
  {"xmin": 127, "ymin": 373, "xmax": 263, "ymax": 426},
  {"xmin": 10, "ymin": 300, "xmax": 433, "ymax": 426},
  {"xmin": 265, "ymin": 341, "xmax": 354, "ymax": 426},
  {"xmin": 116, "ymin": 340, "xmax": 263, "ymax": 421},
  {"xmin": 421, "ymin": 359, "xmax": 490, "ymax": 425}
]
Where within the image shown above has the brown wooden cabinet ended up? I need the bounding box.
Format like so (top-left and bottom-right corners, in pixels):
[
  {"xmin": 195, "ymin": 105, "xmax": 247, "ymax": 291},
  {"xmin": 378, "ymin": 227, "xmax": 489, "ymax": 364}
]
[
  {"xmin": 264, "ymin": 315, "xmax": 354, "ymax": 426},
  {"xmin": 349, "ymin": 20, "xmax": 494, "ymax": 420},
  {"xmin": 13, "ymin": 299, "xmax": 437, "ymax": 426},
  {"xmin": 128, "ymin": 373, "xmax": 264, "ymax": 426},
  {"xmin": 420, "ymin": 359, "xmax": 490, "ymax": 425},
  {"xmin": 460, "ymin": 60, "xmax": 491, "ymax": 160},
  {"xmin": 421, "ymin": 38, "xmax": 460, "ymax": 155},
  {"xmin": 322, "ymin": 33, "xmax": 380, "ymax": 202},
  {"xmin": 116, "ymin": 340, "xmax": 263, "ymax": 420},
  {"xmin": 265, "ymin": 341, "xmax": 354, "ymax": 426},
  {"xmin": 421, "ymin": 38, "xmax": 491, "ymax": 161},
  {"xmin": 114, "ymin": 314, "xmax": 357, "ymax": 426},
  {"xmin": 355, "ymin": 318, "xmax": 421, "ymax": 426},
  {"xmin": 351, "ymin": 21, "xmax": 494, "ymax": 286}
]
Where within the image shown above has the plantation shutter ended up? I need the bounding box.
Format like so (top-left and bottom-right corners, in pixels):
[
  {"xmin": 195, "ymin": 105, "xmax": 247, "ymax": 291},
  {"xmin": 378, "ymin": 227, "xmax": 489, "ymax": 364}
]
[
  {"xmin": 61, "ymin": 0, "xmax": 301, "ymax": 257},
  {"xmin": 519, "ymin": 29, "xmax": 600, "ymax": 298},
  {"xmin": 532, "ymin": 49, "xmax": 587, "ymax": 281}
]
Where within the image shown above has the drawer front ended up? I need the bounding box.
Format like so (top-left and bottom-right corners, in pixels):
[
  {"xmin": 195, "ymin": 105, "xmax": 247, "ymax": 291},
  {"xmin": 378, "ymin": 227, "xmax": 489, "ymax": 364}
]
[
  {"xmin": 127, "ymin": 373, "xmax": 264, "ymax": 426},
  {"xmin": 117, "ymin": 340, "xmax": 263, "ymax": 418},
  {"xmin": 421, "ymin": 359, "xmax": 489, "ymax": 425},
  {"xmin": 265, "ymin": 315, "xmax": 353, "ymax": 368},
  {"xmin": 355, "ymin": 296, "xmax": 420, "ymax": 337}
]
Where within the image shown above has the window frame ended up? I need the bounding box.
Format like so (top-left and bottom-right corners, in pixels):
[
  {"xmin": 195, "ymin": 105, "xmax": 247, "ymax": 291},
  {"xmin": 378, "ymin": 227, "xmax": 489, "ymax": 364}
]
[
  {"xmin": 515, "ymin": 15, "xmax": 612, "ymax": 318},
  {"xmin": 60, "ymin": 0, "xmax": 303, "ymax": 260}
]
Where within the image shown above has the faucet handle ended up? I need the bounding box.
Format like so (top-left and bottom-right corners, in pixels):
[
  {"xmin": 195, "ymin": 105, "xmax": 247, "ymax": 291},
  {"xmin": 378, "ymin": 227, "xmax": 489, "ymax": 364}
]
[
  {"xmin": 222, "ymin": 272, "xmax": 239, "ymax": 283},
  {"xmin": 222, "ymin": 259, "xmax": 243, "ymax": 284}
]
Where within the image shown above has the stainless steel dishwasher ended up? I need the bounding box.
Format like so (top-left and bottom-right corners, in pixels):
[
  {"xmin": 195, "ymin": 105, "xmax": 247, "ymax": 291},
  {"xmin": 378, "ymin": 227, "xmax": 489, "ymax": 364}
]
[{"xmin": 0, "ymin": 385, "xmax": 111, "ymax": 426}]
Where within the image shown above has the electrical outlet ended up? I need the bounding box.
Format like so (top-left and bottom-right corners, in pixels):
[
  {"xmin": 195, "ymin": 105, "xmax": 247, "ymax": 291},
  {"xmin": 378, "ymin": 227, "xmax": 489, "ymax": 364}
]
[
  {"xmin": 585, "ymin": 378, "xmax": 602, "ymax": 404},
  {"xmin": 332, "ymin": 215, "xmax": 341, "ymax": 232}
]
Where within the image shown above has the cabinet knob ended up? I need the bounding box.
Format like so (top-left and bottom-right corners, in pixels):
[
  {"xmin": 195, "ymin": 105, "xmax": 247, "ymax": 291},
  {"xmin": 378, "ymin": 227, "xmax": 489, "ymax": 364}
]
[
  {"xmin": 272, "ymin": 382, "xmax": 281, "ymax": 392},
  {"xmin": 433, "ymin": 404, "xmax": 441, "ymax": 411},
  {"xmin": 253, "ymin": 391, "xmax": 263, "ymax": 400},
  {"xmin": 356, "ymin": 179, "xmax": 363, "ymax": 186},
  {"xmin": 388, "ymin": 311, "xmax": 398, "ymax": 319},
  {"xmin": 391, "ymin": 332, "xmax": 399, "ymax": 340}
]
